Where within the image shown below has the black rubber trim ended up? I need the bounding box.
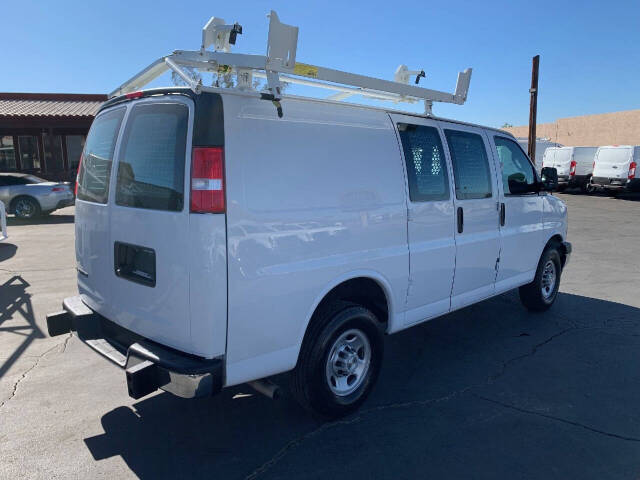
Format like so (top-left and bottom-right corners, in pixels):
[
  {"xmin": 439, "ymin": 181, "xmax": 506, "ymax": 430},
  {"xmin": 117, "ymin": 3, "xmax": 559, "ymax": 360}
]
[{"xmin": 99, "ymin": 88, "xmax": 224, "ymax": 148}]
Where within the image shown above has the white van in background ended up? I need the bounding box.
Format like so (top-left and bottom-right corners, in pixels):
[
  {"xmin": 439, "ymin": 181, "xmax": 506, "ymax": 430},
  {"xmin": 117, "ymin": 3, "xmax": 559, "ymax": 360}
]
[
  {"xmin": 592, "ymin": 146, "xmax": 640, "ymax": 193},
  {"xmin": 516, "ymin": 137, "xmax": 562, "ymax": 171},
  {"xmin": 542, "ymin": 146, "xmax": 598, "ymax": 192}
]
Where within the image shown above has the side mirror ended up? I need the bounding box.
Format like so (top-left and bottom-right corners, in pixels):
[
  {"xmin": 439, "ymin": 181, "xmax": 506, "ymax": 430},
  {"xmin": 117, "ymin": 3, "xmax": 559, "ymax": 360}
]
[
  {"xmin": 507, "ymin": 172, "xmax": 531, "ymax": 194},
  {"xmin": 540, "ymin": 167, "xmax": 558, "ymax": 192}
]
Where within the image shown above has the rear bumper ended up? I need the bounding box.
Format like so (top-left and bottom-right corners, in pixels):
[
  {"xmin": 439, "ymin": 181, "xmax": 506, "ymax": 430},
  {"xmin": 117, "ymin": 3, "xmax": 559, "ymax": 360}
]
[
  {"xmin": 55, "ymin": 198, "xmax": 75, "ymax": 209},
  {"xmin": 591, "ymin": 177, "xmax": 640, "ymax": 191},
  {"xmin": 46, "ymin": 296, "xmax": 223, "ymax": 400}
]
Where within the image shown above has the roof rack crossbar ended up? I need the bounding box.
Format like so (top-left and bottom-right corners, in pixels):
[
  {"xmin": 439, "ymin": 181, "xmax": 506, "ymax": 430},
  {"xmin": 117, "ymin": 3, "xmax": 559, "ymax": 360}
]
[{"xmin": 108, "ymin": 10, "xmax": 472, "ymax": 116}]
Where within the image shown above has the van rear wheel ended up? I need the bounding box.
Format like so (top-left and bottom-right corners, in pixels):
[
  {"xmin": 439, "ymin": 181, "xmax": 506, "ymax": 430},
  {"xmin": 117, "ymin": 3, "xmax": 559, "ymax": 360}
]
[
  {"xmin": 519, "ymin": 246, "xmax": 562, "ymax": 311},
  {"xmin": 290, "ymin": 301, "xmax": 383, "ymax": 418}
]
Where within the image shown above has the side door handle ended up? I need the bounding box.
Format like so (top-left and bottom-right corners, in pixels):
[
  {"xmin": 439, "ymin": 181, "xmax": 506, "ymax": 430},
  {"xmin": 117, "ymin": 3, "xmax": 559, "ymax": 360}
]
[
  {"xmin": 457, "ymin": 206, "xmax": 464, "ymax": 234},
  {"xmin": 500, "ymin": 202, "xmax": 506, "ymax": 226}
]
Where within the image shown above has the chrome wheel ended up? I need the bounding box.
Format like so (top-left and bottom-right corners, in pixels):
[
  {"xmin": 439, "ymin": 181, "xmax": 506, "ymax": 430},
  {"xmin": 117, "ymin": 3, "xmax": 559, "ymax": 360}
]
[
  {"xmin": 541, "ymin": 260, "xmax": 557, "ymax": 299},
  {"xmin": 325, "ymin": 328, "xmax": 371, "ymax": 397},
  {"xmin": 15, "ymin": 198, "xmax": 35, "ymax": 218}
]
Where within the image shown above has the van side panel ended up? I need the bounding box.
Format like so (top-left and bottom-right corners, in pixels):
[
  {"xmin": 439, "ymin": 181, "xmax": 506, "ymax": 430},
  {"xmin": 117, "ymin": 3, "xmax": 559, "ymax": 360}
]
[
  {"xmin": 573, "ymin": 147, "xmax": 597, "ymax": 176},
  {"xmin": 223, "ymin": 95, "xmax": 409, "ymax": 386}
]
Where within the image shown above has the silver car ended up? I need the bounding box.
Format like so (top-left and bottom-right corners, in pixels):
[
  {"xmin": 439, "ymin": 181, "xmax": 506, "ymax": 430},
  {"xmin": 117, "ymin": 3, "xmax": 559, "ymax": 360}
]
[{"xmin": 0, "ymin": 173, "xmax": 75, "ymax": 219}]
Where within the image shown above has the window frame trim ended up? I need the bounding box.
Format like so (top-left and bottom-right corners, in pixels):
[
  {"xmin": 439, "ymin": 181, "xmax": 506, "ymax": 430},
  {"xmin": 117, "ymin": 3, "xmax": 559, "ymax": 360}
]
[
  {"xmin": 110, "ymin": 97, "xmax": 194, "ymax": 213},
  {"xmin": 397, "ymin": 122, "xmax": 452, "ymax": 203},
  {"xmin": 443, "ymin": 127, "xmax": 494, "ymax": 201},
  {"xmin": 76, "ymin": 106, "xmax": 128, "ymax": 206},
  {"xmin": 493, "ymin": 134, "xmax": 541, "ymax": 197}
]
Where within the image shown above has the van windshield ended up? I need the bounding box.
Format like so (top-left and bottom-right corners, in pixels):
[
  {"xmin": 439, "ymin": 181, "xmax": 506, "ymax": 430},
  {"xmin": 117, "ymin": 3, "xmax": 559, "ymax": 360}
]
[
  {"xmin": 115, "ymin": 103, "xmax": 189, "ymax": 212},
  {"xmin": 596, "ymin": 148, "xmax": 631, "ymax": 165}
]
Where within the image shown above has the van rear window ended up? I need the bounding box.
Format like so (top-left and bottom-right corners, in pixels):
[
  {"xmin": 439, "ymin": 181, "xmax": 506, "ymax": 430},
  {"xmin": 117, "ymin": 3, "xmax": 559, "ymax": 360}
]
[
  {"xmin": 77, "ymin": 108, "xmax": 125, "ymax": 204},
  {"xmin": 115, "ymin": 103, "xmax": 189, "ymax": 212},
  {"xmin": 596, "ymin": 148, "xmax": 631, "ymax": 164}
]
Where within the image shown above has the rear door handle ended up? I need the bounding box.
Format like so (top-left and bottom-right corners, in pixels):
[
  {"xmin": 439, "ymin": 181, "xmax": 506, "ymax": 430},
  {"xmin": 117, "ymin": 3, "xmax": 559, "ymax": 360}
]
[
  {"xmin": 500, "ymin": 203, "xmax": 506, "ymax": 226},
  {"xmin": 457, "ymin": 207, "xmax": 464, "ymax": 234}
]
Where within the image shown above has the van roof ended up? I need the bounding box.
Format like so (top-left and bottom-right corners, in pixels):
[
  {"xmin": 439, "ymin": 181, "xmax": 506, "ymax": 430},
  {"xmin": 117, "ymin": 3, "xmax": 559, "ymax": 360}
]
[
  {"xmin": 100, "ymin": 86, "xmax": 514, "ymax": 140},
  {"xmin": 597, "ymin": 145, "xmax": 638, "ymax": 149}
]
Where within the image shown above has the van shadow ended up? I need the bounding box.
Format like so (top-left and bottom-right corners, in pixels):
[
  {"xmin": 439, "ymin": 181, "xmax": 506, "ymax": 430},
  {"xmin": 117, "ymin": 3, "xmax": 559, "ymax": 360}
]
[
  {"xmin": 7, "ymin": 214, "xmax": 75, "ymax": 226},
  {"xmin": 0, "ymin": 275, "xmax": 45, "ymax": 378},
  {"xmin": 84, "ymin": 292, "xmax": 640, "ymax": 479}
]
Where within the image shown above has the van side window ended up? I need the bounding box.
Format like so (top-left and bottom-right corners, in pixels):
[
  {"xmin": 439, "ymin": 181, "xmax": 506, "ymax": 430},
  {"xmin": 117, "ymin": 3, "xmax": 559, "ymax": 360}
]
[
  {"xmin": 77, "ymin": 108, "xmax": 126, "ymax": 204},
  {"xmin": 397, "ymin": 124, "xmax": 449, "ymax": 202},
  {"xmin": 116, "ymin": 103, "xmax": 189, "ymax": 212},
  {"xmin": 444, "ymin": 130, "xmax": 492, "ymax": 200},
  {"xmin": 494, "ymin": 136, "xmax": 536, "ymax": 195}
]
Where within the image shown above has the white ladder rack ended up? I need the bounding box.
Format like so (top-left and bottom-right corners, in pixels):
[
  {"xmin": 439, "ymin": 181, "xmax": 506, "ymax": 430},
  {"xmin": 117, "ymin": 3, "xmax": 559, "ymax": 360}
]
[{"xmin": 109, "ymin": 10, "xmax": 472, "ymax": 116}]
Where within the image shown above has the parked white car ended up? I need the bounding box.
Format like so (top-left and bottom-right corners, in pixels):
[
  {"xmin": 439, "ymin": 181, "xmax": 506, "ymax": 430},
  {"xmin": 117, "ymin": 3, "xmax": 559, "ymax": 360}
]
[
  {"xmin": 591, "ymin": 145, "xmax": 640, "ymax": 193},
  {"xmin": 542, "ymin": 147, "xmax": 598, "ymax": 192},
  {"xmin": 46, "ymin": 88, "xmax": 571, "ymax": 417}
]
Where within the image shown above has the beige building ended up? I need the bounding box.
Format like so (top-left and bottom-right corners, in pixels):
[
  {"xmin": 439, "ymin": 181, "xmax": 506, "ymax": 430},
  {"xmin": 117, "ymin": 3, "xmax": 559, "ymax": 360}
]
[{"xmin": 503, "ymin": 109, "xmax": 640, "ymax": 147}]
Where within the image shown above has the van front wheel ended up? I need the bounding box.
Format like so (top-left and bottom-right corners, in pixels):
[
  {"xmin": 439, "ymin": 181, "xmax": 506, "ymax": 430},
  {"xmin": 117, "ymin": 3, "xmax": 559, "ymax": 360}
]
[
  {"xmin": 290, "ymin": 301, "xmax": 383, "ymax": 418},
  {"xmin": 519, "ymin": 246, "xmax": 562, "ymax": 311}
]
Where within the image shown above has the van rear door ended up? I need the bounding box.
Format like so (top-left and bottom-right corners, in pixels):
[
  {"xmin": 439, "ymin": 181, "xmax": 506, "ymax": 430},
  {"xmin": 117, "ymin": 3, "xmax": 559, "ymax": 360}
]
[
  {"xmin": 108, "ymin": 97, "xmax": 194, "ymax": 352},
  {"xmin": 76, "ymin": 107, "xmax": 127, "ymax": 314},
  {"xmin": 552, "ymin": 148, "xmax": 572, "ymax": 177},
  {"xmin": 77, "ymin": 92, "xmax": 228, "ymax": 358},
  {"xmin": 594, "ymin": 147, "xmax": 632, "ymax": 180}
]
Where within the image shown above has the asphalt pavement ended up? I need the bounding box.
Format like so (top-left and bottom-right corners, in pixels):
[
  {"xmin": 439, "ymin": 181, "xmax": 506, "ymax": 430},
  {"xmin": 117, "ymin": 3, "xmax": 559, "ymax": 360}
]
[{"xmin": 1, "ymin": 193, "xmax": 640, "ymax": 479}]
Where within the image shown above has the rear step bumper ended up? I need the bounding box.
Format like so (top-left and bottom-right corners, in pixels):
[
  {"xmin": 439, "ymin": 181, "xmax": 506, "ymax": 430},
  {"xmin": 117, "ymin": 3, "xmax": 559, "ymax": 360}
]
[
  {"xmin": 46, "ymin": 296, "xmax": 223, "ymax": 400},
  {"xmin": 591, "ymin": 177, "xmax": 640, "ymax": 191}
]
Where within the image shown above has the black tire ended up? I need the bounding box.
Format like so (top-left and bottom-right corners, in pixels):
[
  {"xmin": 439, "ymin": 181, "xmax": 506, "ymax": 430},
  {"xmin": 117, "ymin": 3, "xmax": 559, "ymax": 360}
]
[
  {"xmin": 519, "ymin": 246, "xmax": 562, "ymax": 312},
  {"xmin": 290, "ymin": 301, "xmax": 384, "ymax": 418},
  {"xmin": 556, "ymin": 184, "xmax": 567, "ymax": 193},
  {"xmin": 582, "ymin": 177, "xmax": 595, "ymax": 194},
  {"xmin": 11, "ymin": 196, "xmax": 41, "ymax": 219}
]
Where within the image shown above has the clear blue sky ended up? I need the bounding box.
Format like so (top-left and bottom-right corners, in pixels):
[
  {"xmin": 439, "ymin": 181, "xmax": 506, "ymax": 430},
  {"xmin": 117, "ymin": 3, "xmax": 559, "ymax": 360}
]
[{"xmin": 4, "ymin": 0, "xmax": 639, "ymax": 127}]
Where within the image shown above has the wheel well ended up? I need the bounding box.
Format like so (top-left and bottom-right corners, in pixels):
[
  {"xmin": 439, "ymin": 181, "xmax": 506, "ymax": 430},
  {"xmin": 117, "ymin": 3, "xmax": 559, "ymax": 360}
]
[
  {"xmin": 313, "ymin": 277, "xmax": 389, "ymax": 328},
  {"xmin": 545, "ymin": 234, "xmax": 566, "ymax": 266},
  {"xmin": 9, "ymin": 195, "xmax": 40, "ymax": 213}
]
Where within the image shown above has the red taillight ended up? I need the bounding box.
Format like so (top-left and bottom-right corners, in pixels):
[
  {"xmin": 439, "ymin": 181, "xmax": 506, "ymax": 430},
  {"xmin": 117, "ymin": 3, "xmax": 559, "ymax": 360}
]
[
  {"xmin": 191, "ymin": 147, "xmax": 225, "ymax": 213},
  {"xmin": 569, "ymin": 160, "xmax": 577, "ymax": 176},
  {"xmin": 125, "ymin": 91, "xmax": 143, "ymax": 99},
  {"xmin": 52, "ymin": 187, "xmax": 65, "ymax": 192},
  {"xmin": 629, "ymin": 161, "xmax": 637, "ymax": 180},
  {"xmin": 75, "ymin": 154, "xmax": 83, "ymax": 196}
]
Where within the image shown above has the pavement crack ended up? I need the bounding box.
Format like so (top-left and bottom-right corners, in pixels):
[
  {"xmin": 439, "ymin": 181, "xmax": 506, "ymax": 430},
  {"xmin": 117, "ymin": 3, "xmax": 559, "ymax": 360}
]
[
  {"xmin": 245, "ymin": 386, "xmax": 474, "ymax": 480},
  {"xmin": 0, "ymin": 336, "xmax": 71, "ymax": 410},
  {"xmin": 244, "ymin": 416, "xmax": 363, "ymax": 480},
  {"xmin": 488, "ymin": 327, "xmax": 574, "ymax": 384},
  {"xmin": 473, "ymin": 393, "xmax": 640, "ymax": 442}
]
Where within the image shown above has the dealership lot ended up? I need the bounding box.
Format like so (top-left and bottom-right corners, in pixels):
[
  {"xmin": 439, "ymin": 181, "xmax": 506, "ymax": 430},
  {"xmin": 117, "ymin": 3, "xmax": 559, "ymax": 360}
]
[{"xmin": 1, "ymin": 193, "xmax": 640, "ymax": 479}]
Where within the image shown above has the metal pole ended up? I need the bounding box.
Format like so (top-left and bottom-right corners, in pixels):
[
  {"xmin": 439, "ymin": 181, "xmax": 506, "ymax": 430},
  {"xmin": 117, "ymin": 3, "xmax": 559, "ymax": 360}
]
[{"xmin": 528, "ymin": 55, "xmax": 540, "ymax": 164}]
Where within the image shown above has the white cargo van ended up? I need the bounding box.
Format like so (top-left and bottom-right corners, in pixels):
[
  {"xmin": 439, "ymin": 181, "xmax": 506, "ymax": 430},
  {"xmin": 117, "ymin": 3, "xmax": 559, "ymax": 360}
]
[
  {"xmin": 542, "ymin": 146, "xmax": 598, "ymax": 192},
  {"xmin": 591, "ymin": 145, "xmax": 640, "ymax": 193},
  {"xmin": 47, "ymin": 12, "xmax": 571, "ymax": 417},
  {"xmin": 516, "ymin": 137, "xmax": 562, "ymax": 171}
]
